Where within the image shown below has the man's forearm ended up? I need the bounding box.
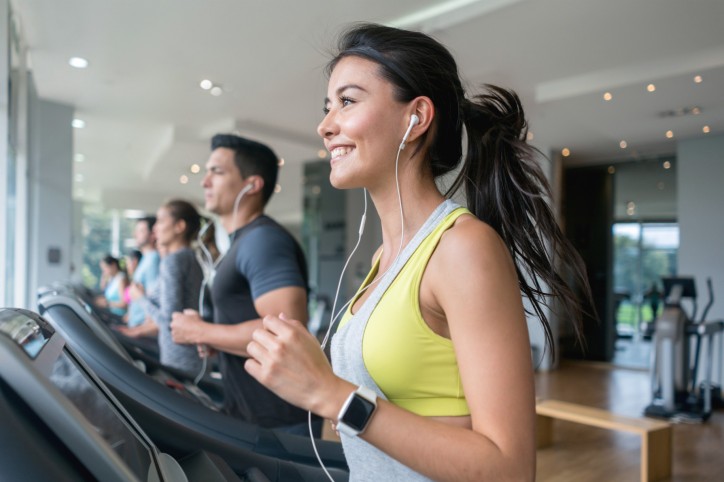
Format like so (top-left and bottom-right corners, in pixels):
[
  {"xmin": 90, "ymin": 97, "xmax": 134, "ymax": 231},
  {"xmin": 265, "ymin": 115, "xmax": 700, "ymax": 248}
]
[{"xmin": 198, "ymin": 318, "xmax": 263, "ymax": 357}]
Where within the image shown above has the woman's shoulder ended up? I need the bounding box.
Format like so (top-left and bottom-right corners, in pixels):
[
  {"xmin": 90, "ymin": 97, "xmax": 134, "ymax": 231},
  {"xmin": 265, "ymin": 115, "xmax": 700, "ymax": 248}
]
[{"xmin": 430, "ymin": 213, "xmax": 513, "ymax": 278}]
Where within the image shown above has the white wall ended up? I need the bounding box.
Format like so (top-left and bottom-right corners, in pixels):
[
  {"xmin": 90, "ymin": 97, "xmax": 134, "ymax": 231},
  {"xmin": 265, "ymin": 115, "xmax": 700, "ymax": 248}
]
[
  {"xmin": 678, "ymin": 133, "xmax": 724, "ymax": 386},
  {"xmin": 27, "ymin": 95, "xmax": 74, "ymax": 306}
]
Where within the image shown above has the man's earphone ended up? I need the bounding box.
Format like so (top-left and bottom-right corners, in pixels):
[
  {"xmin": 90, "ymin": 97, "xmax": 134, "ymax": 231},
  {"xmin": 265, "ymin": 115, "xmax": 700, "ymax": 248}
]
[
  {"xmin": 399, "ymin": 114, "xmax": 420, "ymax": 150},
  {"xmin": 238, "ymin": 182, "xmax": 253, "ymax": 198}
]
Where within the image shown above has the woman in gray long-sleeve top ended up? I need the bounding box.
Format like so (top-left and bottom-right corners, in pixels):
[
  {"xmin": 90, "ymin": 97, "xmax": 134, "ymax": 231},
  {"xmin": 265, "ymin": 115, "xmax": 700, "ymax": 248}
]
[{"xmin": 132, "ymin": 199, "xmax": 204, "ymax": 374}]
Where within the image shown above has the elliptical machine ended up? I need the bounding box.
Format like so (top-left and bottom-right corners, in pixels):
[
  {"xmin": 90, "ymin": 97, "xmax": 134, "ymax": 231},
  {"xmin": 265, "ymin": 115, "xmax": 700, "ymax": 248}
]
[{"xmin": 644, "ymin": 276, "xmax": 724, "ymax": 423}]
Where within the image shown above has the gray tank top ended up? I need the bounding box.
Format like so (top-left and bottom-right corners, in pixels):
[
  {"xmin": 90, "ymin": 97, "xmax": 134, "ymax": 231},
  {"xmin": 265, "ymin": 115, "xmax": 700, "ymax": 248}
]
[{"xmin": 331, "ymin": 200, "xmax": 459, "ymax": 481}]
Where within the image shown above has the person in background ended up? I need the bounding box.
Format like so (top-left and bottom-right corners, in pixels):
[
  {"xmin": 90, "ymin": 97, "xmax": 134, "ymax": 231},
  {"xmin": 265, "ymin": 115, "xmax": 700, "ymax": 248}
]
[
  {"xmin": 126, "ymin": 199, "xmax": 205, "ymax": 374},
  {"xmin": 244, "ymin": 23, "xmax": 591, "ymax": 481},
  {"xmin": 95, "ymin": 254, "xmax": 128, "ymax": 317},
  {"xmin": 170, "ymin": 133, "xmax": 315, "ymax": 435},
  {"xmin": 122, "ymin": 249, "xmax": 143, "ymax": 315},
  {"xmin": 126, "ymin": 216, "xmax": 161, "ymax": 328}
]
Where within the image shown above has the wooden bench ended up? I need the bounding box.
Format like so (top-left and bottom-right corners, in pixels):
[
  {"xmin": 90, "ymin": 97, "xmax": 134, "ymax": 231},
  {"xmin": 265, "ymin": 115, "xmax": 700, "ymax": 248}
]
[{"xmin": 536, "ymin": 399, "xmax": 672, "ymax": 482}]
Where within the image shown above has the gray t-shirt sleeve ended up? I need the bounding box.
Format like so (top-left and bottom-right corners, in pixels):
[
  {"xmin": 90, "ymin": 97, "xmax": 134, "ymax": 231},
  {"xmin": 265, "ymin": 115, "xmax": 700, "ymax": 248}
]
[{"xmin": 236, "ymin": 225, "xmax": 306, "ymax": 300}]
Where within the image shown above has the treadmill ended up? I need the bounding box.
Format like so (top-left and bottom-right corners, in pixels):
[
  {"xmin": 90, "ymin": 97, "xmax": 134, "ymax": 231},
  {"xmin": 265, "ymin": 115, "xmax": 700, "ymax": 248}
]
[
  {"xmin": 0, "ymin": 307, "xmax": 258, "ymax": 481},
  {"xmin": 37, "ymin": 292, "xmax": 348, "ymax": 480}
]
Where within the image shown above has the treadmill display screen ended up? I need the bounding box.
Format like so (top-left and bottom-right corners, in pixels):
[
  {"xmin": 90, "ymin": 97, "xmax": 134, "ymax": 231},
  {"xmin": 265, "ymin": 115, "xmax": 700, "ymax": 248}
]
[
  {"xmin": 0, "ymin": 312, "xmax": 49, "ymax": 358},
  {"xmin": 50, "ymin": 348, "xmax": 155, "ymax": 479}
]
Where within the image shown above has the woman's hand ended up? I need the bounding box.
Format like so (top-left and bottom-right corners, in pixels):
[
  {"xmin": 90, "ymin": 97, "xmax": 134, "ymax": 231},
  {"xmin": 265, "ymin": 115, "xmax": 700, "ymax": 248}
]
[{"xmin": 245, "ymin": 313, "xmax": 351, "ymax": 418}]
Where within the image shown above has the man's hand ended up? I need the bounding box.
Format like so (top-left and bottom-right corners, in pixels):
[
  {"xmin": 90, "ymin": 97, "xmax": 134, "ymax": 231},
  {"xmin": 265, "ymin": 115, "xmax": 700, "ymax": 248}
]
[{"xmin": 171, "ymin": 309, "xmax": 206, "ymax": 345}]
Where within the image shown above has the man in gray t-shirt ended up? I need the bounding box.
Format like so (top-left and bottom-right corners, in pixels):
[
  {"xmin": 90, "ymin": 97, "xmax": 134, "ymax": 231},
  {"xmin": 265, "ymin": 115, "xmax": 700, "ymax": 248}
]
[{"xmin": 170, "ymin": 134, "xmax": 316, "ymax": 433}]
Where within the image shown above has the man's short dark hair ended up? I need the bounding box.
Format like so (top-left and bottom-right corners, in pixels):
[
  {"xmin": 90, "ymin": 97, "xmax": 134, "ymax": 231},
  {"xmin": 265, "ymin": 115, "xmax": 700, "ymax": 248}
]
[
  {"xmin": 211, "ymin": 134, "xmax": 279, "ymax": 205},
  {"xmin": 138, "ymin": 216, "xmax": 157, "ymax": 231}
]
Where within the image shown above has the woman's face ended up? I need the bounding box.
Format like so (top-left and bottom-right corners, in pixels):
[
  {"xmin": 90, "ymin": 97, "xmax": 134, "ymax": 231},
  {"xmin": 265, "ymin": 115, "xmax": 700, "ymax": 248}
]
[
  {"xmin": 153, "ymin": 206, "xmax": 182, "ymax": 247},
  {"xmin": 317, "ymin": 56, "xmax": 410, "ymax": 190}
]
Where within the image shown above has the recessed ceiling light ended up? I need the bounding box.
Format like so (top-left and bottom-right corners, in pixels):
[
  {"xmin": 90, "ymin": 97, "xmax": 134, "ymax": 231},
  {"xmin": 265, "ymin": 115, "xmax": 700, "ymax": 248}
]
[
  {"xmin": 317, "ymin": 149, "xmax": 327, "ymax": 159},
  {"xmin": 607, "ymin": 166, "xmax": 615, "ymax": 174},
  {"xmin": 561, "ymin": 148, "xmax": 570, "ymax": 157},
  {"xmin": 190, "ymin": 163, "xmax": 200, "ymax": 174},
  {"xmin": 526, "ymin": 131, "xmax": 534, "ymax": 141},
  {"xmin": 179, "ymin": 175, "xmax": 189, "ymax": 184},
  {"xmin": 200, "ymin": 79, "xmax": 213, "ymax": 90},
  {"xmin": 69, "ymin": 57, "xmax": 89, "ymax": 69},
  {"xmin": 603, "ymin": 92, "xmax": 612, "ymax": 101},
  {"xmin": 665, "ymin": 130, "xmax": 674, "ymax": 139},
  {"xmin": 210, "ymin": 86, "xmax": 223, "ymax": 96},
  {"xmin": 278, "ymin": 158, "xmax": 285, "ymax": 166},
  {"xmin": 274, "ymin": 184, "xmax": 282, "ymax": 193},
  {"xmin": 619, "ymin": 140, "xmax": 627, "ymax": 149},
  {"xmin": 663, "ymin": 161, "xmax": 671, "ymax": 169},
  {"xmin": 694, "ymin": 75, "xmax": 702, "ymax": 83},
  {"xmin": 703, "ymin": 125, "xmax": 710, "ymax": 134},
  {"xmin": 691, "ymin": 107, "xmax": 701, "ymax": 115},
  {"xmin": 74, "ymin": 153, "xmax": 85, "ymax": 163},
  {"xmin": 72, "ymin": 119, "xmax": 85, "ymax": 129},
  {"xmin": 647, "ymin": 83, "xmax": 656, "ymax": 92}
]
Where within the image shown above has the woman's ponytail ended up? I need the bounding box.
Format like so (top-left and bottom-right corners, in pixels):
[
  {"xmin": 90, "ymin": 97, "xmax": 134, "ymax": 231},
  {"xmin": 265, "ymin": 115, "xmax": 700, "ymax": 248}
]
[{"xmin": 450, "ymin": 85, "xmax": 591, "ymax": 360}]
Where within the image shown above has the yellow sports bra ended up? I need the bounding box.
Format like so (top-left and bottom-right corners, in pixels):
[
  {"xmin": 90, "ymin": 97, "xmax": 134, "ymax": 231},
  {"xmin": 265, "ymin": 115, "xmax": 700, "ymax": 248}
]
[{"xmin": 339, "ymin": 207, "xmax": 470, "ymax": 416}]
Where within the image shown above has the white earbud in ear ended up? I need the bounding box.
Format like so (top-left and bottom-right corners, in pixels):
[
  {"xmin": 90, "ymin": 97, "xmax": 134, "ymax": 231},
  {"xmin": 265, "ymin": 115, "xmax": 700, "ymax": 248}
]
[
  {"xmin": 239, "ymin": 183, "xmax": 253, "ymax": 197},
  {"xmin": 400, "ymin": 114, "xmax": 420, "ymax": 150}
]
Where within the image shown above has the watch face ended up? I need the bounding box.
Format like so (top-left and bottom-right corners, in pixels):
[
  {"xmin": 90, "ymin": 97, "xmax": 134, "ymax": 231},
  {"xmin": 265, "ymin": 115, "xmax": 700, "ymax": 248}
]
[{"xmin": 341, "ymin": 394, "xmax": 375, "ymax": 432}]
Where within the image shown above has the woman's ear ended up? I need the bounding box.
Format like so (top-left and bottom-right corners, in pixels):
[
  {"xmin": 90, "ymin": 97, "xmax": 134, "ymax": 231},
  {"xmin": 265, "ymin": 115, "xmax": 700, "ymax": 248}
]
[
  {"xmin": 174, "ymin": 219, "xmax": 187, "ymax": 236},
  {"xmin": 405, "ymin": 96, "xmax": 435, "ymax": 143}
]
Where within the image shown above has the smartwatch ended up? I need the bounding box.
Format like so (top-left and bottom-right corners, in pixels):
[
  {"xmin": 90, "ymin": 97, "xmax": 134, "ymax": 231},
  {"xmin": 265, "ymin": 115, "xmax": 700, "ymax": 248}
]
[{"xmin": 336, "ymin": 386, "xmax": 378, "ymax": 437}]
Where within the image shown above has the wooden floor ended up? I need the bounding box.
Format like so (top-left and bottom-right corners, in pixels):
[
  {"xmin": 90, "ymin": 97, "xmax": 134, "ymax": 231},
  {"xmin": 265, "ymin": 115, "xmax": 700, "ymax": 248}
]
[{"xmin": 535, "ymin": 361, "xmax": 724, "ymax": 481}]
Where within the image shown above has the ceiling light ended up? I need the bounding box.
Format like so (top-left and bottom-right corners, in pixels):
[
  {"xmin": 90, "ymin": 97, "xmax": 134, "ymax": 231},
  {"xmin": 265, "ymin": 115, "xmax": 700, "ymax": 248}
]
[
  {"xmin": 694, "ymin": 75, "xmax": 702, "ymax": 84},
  {"xmin": 74, "ymin": 153, "xmax": 85, "ymax": 163},
  {"xmin": 200, "ymin": 79, "xmax": 213, "ymax": 90},
  {"xmin": 278, "ymin": 158, "xmax": 285, "ymax": 166},
  {"xmin": 691, "ymin": 107, "xmax": 701, "ymax": 115},
  {"xmin": 317, "ymin": 149, "xmax": 327, "ymax": 159},
  {"xmin": 72, "ymin": 119, "xmax": 85, "ymax": 129},
  {"xmin": 703, "ymin": 125, "xmax": 710, "ymax": 134},
  {"xmin": 665, "ymin": 130, "xmax": 674, "ymax": 139},
  {"xmin": 274, "ymin": 184, "xmax": 282, "ymax": 193},
  {"xmin": 210, "ymin": 86, "xmax": 223, "ymax": 96},
  {"xmin": 607, "ymin": 166, "xmax": 615, "ymax": 174},
  {"xmin": 561, "ymin": 148, "xmax": 570, "ymax": 157},
  {"xmin": 603, "ymin": 92, "xmax": 612, "ymax": 101},
  {"xmin": 69, "ymin": 57, "xmax": 89, "ymax": 69},
  {"xmin": 647, "ymin": 84, "xmax": 656, "ymax": 92},
  {"xmin": 179, "ymin": 175, "xmax": 189, "ymax": 184},
  {"xmin": 619, "ymin": 140, "xmax": 627, "ymax": 149},
  {"xmin": 526, "ymin": 131, "xmax": 534, "ymax": 141},
  {"xmin": 663, "ymin": 161, "xmax": 671, "ymax": 169},
  {"xmin": 190, "ymin": 163, "xmax": 200, "ymax": 174}
]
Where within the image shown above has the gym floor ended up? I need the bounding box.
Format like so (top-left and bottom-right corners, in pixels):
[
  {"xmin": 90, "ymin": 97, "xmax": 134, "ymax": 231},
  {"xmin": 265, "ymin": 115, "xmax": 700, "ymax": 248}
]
[{"xmin": 536, "ymin": 361, "xmax": 724, "ymax": 481}]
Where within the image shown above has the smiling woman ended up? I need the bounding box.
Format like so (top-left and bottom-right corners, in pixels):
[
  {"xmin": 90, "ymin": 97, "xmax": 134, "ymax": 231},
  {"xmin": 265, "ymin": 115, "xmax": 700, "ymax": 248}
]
[{"xmin": 244, "ymin": 23, "xmax": 592, "ymax": 481}]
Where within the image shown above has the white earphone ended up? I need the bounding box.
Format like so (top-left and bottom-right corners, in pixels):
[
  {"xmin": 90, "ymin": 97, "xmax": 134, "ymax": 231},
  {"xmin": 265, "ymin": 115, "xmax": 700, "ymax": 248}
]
[
  {"xmin": 238, "ymin": 183, "xmax": 253, "ymax": 197},
  {"xmin": 399, "ymin": 114, "xmax": 420, "ymax": 150}
]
